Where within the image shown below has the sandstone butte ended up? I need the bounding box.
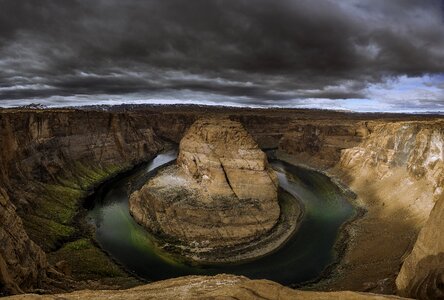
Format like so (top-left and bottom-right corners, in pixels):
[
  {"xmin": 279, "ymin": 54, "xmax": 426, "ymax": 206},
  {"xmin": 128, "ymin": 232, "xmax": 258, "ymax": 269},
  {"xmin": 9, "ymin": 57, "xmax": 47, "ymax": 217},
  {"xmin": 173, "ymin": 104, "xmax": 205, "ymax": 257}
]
[{"xmin": 129, "ymin": 118, "xmax": 281, "ymax": 253}]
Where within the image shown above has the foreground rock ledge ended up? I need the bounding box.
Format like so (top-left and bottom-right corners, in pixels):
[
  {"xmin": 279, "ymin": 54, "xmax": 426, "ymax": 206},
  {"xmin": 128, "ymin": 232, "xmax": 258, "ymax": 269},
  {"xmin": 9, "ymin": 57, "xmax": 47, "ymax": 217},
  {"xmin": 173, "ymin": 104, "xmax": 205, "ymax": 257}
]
[
  {"xmin": 129, "ymin": 118, "xmax": 288, "ymax": 260},
  {"xmin": 6, "ymin": 275, "xmax": 409, "ymax": 300}
]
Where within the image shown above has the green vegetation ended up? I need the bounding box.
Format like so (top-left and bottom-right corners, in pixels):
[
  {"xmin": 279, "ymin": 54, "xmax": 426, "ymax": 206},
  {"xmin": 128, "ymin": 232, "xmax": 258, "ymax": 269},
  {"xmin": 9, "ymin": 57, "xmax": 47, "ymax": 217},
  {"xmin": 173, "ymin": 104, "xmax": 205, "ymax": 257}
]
[
  {"xmin": 62, "ymin": 162, "xmax": 122, "ymax": 190},
  {"xmin": 33, "ymin": 162, "xmax": 142, "ymax": 286},
  {"xmin": 37, "ymin": 184, "xmax": 83, "ymax": 224},
  {"xmin": 17, "ymin": 158, "xmax": 162, "ymax": 286},
  {"xmin": 63, "ymin": 238, "xmax": 91, "ymax": 251},
  {"xmin": 49, "ymin": 239, "xmax": 129, "ymax": 280},
  {"xmin": 23, "ymin": 215, "xmax": 75, "ymax": 250},
  {"xmin": 22, "ymin": 162, "xmax": 123, "ymax": 251}
]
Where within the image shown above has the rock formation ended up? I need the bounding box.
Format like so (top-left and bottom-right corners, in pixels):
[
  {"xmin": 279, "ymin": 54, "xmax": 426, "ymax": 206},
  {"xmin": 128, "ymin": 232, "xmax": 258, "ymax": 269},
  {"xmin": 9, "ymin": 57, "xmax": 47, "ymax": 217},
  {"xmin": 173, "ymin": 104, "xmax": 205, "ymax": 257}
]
[
  {"xmin": 4, "ymin": 274, "xmax": 410, "ymax": 300},
  {"xmin": 129, "ymin": 118, "xmax": 281, "ymax": 257},
  {"xmin": 396, "ymin": 194, "xmax": 444, "ymax": 299}
]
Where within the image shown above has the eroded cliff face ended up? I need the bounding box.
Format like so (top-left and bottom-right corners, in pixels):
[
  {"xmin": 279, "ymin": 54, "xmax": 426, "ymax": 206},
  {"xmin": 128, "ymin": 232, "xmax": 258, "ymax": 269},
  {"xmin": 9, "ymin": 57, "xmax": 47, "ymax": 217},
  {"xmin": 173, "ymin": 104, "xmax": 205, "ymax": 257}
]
[
  {"xmin": 396, "ymin": 194, "xmax": 444, "ymax": 300},
  {"xmin": 278, "ymin": 120, "xmax": 369, "ymax": 169},
  {"xmin": 328, "ymin": 120, "xmax": 444, "ymax": 294},
  {"xmin": 0, "ymin": 110, "xmax": 164, "ymax": 293},
  {"xmin": 276, "ymin": 118, "xmax": 444, "ymax": 293},
  {"xmin": 338, "ymin": 120, "xmax": 444, "ymax": 221},
  {"xmin": 0, "ymin": 111, "xmax": 163, "ymax": 250}
]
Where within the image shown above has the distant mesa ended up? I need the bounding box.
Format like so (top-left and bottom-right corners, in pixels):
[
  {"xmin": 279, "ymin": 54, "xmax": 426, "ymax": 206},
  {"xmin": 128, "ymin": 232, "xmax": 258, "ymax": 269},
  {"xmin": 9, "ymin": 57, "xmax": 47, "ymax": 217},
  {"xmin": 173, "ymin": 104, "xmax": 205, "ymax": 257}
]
[{"xmin": 129, "ymin": 118, "xmax": 299, "ymax": 262}]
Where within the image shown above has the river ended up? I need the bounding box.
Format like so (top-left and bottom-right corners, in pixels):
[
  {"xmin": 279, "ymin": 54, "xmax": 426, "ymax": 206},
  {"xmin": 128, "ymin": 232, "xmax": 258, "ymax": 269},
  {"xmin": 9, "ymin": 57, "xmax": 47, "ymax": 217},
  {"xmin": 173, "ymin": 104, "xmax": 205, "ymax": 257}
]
[{"xmin": 86, "ymin": 149, "xmax": 355, "ymax": 285}]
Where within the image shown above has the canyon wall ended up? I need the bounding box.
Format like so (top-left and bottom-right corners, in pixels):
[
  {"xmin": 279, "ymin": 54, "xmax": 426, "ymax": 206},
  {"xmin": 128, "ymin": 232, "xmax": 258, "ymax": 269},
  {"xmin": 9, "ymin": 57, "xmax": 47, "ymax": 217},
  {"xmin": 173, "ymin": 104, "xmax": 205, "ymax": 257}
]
[
  {"xmin": 0, "ymin": 110, "xmax": 164, "ymax": 294},
  {"xmin": 0, "ymin": 111, "xmax": 162, "ymax": 250},
  {"xmin": 278, "ymin": 120, "xmax": 369, "ymax": 169},
  {"xmin": 338, "ymin": 121, "xmax": 444, "ymax": 221},
  {"xmin": 277, "ymin": 118, "xmax": 444, "ymax": 294},
  {"xmin": 332, "ymin": 120, "xmax": 443, "ymax": 295}
]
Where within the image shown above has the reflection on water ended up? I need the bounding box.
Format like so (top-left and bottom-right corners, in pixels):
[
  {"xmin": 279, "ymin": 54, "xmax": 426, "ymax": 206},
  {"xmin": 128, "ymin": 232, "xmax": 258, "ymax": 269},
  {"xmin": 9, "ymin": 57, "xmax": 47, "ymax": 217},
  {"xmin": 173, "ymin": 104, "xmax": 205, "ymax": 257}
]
[{"xmin": 86, "ymin": 150, "xmax": 355, "ymax": 285}]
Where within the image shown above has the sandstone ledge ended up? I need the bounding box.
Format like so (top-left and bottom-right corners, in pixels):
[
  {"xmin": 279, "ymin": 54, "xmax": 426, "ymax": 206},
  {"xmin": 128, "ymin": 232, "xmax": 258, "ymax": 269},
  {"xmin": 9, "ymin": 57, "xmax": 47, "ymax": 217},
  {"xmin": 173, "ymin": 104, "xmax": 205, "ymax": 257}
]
[{"xmin": 5, "ymin": 275, "xmax": 410, "ymax": 300}]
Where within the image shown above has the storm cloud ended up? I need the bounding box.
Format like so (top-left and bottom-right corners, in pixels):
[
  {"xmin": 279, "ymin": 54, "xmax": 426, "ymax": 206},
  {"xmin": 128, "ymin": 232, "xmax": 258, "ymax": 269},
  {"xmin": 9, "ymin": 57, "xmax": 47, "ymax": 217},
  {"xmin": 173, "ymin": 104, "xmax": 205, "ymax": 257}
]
[{"xmin": 0, "ymin": 0, "xmax": 444, "ymax": 111}]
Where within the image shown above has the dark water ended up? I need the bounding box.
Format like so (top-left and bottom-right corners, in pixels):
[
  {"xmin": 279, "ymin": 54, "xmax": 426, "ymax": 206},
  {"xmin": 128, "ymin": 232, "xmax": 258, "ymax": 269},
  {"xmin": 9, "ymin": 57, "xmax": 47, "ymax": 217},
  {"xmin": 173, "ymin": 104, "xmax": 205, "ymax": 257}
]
[{"xmin": 86, "ymin": 150, "xmax": 355, "ymax": 285}]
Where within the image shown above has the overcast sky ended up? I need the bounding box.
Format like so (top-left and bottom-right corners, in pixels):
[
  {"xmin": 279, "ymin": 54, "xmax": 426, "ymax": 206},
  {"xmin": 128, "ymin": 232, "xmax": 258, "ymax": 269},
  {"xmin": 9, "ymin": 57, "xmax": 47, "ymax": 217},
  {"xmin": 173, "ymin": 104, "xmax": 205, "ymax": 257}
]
[{"xmin": 1, "ymin": 0, "xmax": 444, "ymax": 112}]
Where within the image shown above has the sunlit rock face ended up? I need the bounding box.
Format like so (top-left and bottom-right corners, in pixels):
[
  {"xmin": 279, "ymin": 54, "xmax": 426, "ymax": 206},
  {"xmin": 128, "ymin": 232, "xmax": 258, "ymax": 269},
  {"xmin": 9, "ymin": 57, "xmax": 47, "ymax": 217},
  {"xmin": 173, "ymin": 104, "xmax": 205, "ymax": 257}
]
[
  {"xmin": 177, "ymin": 118, "xmax": 279, "ymax": 202},
  {"xmin": 129, "ymin": 118, "xmax": 280, "ymax": 252},
  {"xmin": 338, "ymin": 120, "xmax": 444, "ymax": 222}
]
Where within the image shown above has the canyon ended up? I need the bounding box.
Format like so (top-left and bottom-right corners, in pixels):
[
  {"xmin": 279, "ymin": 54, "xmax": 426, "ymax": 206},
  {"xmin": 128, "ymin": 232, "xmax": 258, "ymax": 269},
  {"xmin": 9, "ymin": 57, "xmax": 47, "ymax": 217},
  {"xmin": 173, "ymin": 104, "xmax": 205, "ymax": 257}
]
[{"xmin": 0, "ymin": 105, "xmax": 443, "ymax": 299}]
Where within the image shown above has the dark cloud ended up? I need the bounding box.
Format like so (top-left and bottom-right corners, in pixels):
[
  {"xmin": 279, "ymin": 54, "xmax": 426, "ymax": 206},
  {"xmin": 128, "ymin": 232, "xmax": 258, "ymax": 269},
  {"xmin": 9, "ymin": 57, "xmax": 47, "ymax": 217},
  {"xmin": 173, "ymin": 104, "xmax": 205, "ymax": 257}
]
[{"xmin": 0, "ymin": 0, "xmax": 443, "ymax": 110}]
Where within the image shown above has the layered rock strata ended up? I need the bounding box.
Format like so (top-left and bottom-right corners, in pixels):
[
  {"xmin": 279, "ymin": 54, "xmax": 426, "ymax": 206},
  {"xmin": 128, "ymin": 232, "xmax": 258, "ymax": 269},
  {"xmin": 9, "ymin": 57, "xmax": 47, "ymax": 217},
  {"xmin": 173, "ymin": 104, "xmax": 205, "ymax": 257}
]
[
  {"xmin": 0, "ymin": 110, "xmax": 163, "ymax": 293},
  {"xmin": 338, "ymin": 120, "xmax": 444, "ymax": 221},
  {"xmin": 329, "ymin": 120, "xmax": 443, "ymax": 292},
  {"xmin": 129, "ymin": 118, "xmax": 282, "ymax": 260},
  {"xmin": 278, "ymin": 121, "xmax": 369, "ymax": 169},
  {"xmin": 0, "ymin": 111, "xmax": 163, "ymax": 251}
]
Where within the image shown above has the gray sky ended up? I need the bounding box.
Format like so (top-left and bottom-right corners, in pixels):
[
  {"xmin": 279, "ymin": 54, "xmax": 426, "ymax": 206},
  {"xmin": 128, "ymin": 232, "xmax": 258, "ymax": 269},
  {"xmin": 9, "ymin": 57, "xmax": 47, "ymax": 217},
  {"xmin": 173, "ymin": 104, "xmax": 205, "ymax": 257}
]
[{"xmin": 1, "ymin": 0, "xmax": 444, "ymax": 112}]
